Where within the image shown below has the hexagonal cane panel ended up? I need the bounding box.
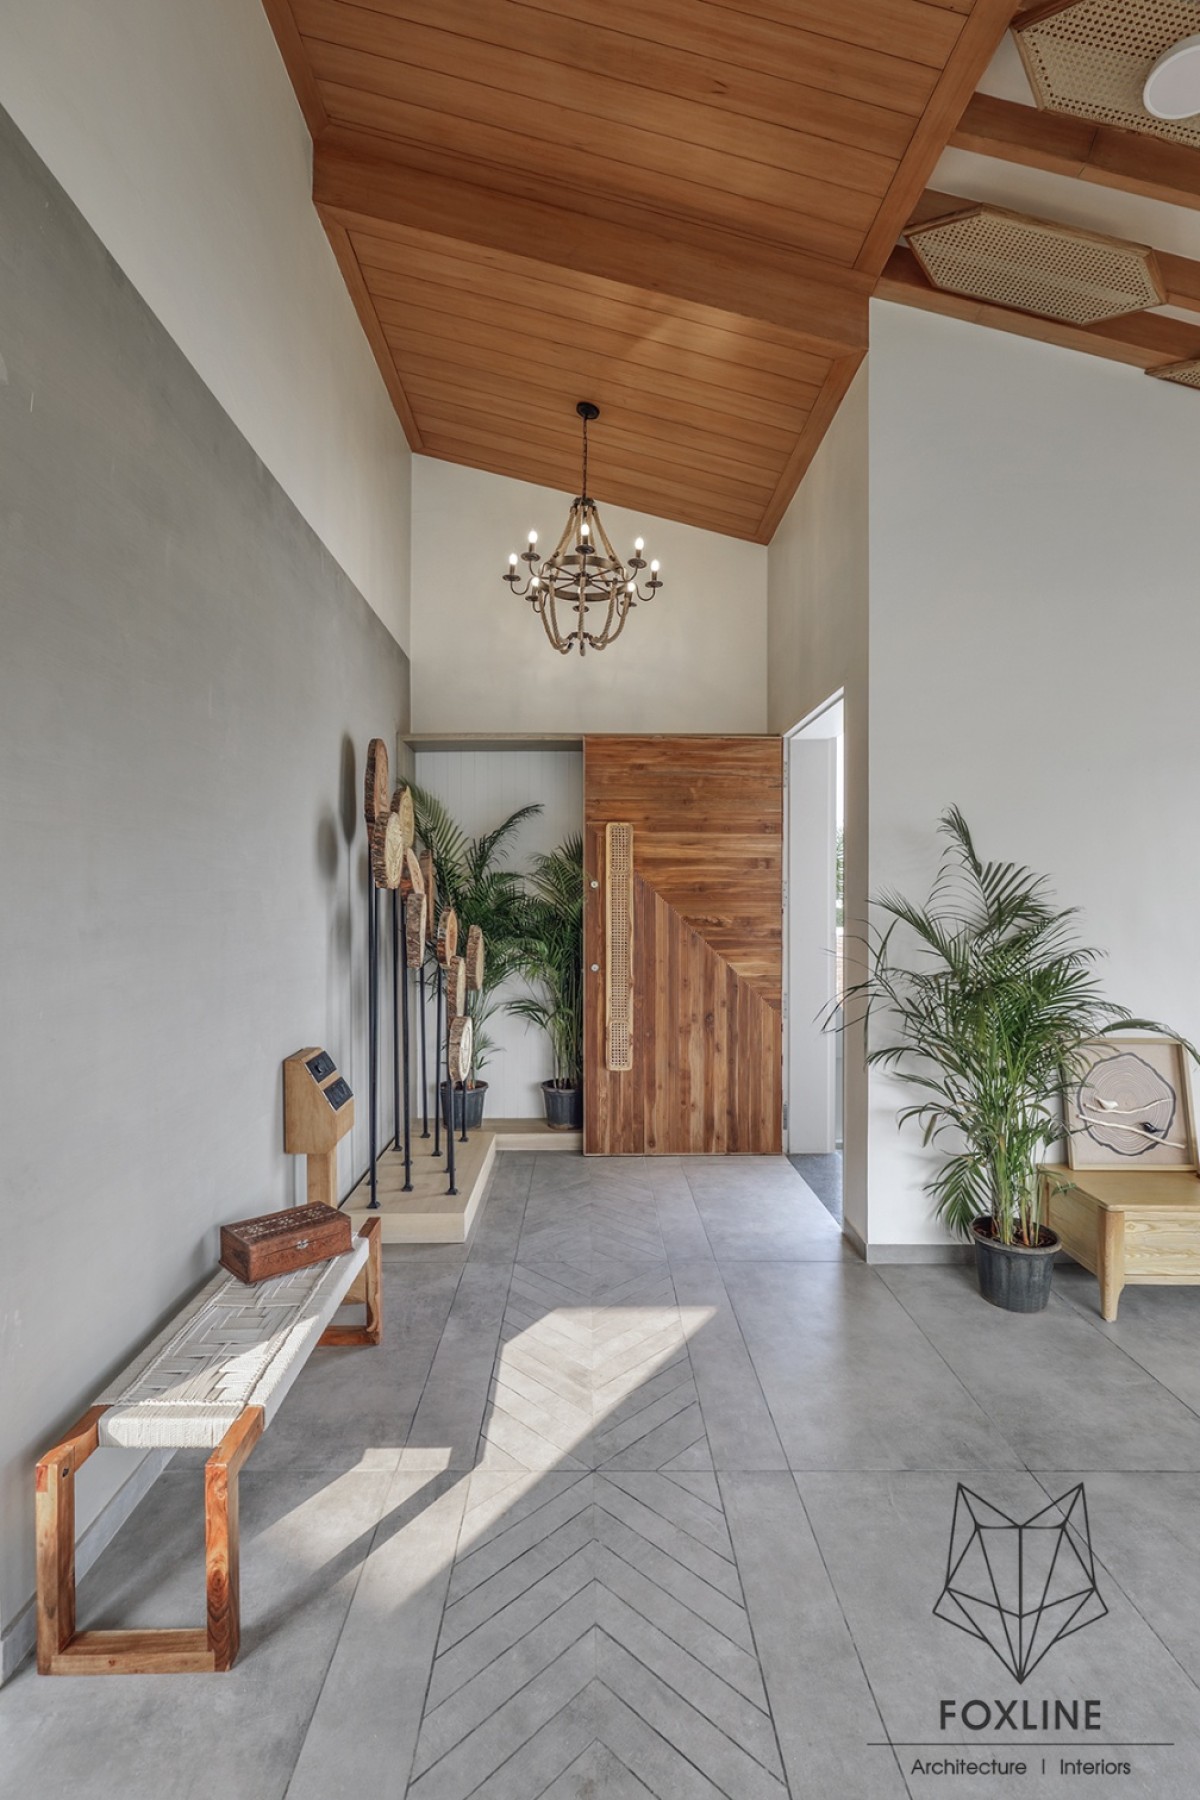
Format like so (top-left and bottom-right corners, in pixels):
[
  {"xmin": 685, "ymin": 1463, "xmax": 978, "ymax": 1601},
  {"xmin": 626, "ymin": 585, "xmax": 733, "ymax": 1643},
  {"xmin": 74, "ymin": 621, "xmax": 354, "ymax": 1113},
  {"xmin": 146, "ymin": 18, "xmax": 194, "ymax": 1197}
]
[
  {"xmin": 1015, "ymin": 0, "xmax": 1200, "ymax": 151},
  {"xmin": 906, "ymin": 205, "xmax": 1165, "ymax": 326},
  {"xmin": 1147, "ymin": 357, "xmax": 1200, "ymax": 389}
]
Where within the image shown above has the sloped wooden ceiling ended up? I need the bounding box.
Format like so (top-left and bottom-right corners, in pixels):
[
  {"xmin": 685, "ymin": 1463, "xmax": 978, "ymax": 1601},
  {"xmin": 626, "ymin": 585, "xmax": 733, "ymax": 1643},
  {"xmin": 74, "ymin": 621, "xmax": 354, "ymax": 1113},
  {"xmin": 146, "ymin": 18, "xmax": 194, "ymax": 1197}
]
[{"xmin": 263, "ymin": 0, "xmax": 1017, "ymax": 540}]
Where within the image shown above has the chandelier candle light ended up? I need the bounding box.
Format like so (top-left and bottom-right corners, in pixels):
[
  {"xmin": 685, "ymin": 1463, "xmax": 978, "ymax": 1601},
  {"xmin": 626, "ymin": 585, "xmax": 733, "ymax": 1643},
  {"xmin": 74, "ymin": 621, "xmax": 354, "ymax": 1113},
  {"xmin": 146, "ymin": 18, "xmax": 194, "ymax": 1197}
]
[{"xmin": 503, "ymin": 402, "xmax": 663, "ymax": 655}]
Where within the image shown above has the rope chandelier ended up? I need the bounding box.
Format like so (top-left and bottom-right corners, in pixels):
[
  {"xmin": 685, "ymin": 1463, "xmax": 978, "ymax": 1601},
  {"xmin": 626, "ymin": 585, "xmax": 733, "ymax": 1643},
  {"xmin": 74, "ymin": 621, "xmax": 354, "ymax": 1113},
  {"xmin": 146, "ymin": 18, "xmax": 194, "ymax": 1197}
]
[{"xmin": 503, "ymin": 402, "xmax": 663, "ymax": 656}]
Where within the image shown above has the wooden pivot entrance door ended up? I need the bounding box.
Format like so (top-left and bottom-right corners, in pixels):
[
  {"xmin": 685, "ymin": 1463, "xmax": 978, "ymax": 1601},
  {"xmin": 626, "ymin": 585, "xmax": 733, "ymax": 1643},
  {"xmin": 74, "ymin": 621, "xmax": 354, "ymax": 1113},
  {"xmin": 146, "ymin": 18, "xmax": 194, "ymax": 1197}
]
[{"xmin": 584, "ymin": 736, "xmax": 783, "ymax": 1155}]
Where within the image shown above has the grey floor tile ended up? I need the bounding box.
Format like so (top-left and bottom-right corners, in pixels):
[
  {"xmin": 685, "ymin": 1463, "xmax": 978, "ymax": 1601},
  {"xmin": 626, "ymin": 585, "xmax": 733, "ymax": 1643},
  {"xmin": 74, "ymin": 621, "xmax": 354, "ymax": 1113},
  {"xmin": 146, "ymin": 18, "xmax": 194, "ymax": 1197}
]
[
  {"xmin": 720, "ymin": 1471, "xmax": 908, "ymax": 1799},
  {"xmin": 725, "ymin": 1261, "xmax": 1023, "ymax": 1471},
  {"xmin": 286, "ymin": 1469, "xmax": 468, "ymax": 1800},
  {"xmin": 881, "ymin": 1265, "xmax": 1200, "ymax": 1470},
  {"xmin": 670, "ymin": 1257, "xmax": 789, "ymax": 1470},
  {"xmin": 682, "ymin": 1159, "xmax": 851, "ymax": 1261}
]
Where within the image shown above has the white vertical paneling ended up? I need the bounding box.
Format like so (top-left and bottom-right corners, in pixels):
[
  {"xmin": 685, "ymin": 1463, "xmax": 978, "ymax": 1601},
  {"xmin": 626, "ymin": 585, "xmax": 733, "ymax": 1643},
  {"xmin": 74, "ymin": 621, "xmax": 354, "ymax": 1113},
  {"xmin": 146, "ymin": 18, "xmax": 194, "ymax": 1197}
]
[{"xmin": 414, "ymin": 749, "xmax": 583, "ymax": 1119}]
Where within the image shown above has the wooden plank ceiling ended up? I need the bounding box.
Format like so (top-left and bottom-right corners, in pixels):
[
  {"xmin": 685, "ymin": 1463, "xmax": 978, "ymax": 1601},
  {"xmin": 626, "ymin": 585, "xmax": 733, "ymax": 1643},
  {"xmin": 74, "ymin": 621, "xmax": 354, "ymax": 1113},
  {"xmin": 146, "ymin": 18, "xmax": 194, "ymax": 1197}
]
[{"xmin": 263, "ymin": 0, "xmax": 1015, "ymax": 541}]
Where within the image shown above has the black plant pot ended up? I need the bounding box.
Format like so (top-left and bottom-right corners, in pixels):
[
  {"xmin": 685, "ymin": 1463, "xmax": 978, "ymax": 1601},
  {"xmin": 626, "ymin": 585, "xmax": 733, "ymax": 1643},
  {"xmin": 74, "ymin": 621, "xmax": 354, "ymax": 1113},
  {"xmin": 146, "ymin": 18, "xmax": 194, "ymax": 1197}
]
[
  {"xmin": 440, "ymin": 1080, "xmax": 488, "ymax": 1133},
  {"xmin": 542, "ymin": 1080, "xmax": 582, "ymax": 1130},
  {"xmin": 972, "ymin": 1218, "xmax": 1059, "ymax": 1313}
]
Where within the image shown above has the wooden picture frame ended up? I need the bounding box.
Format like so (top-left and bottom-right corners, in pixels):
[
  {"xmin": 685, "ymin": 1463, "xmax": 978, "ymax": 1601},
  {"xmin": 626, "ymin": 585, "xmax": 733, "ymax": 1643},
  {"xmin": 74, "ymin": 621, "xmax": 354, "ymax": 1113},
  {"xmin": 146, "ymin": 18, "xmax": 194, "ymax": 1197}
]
[{"xmin": 1065, "ymin": 1036, "xmax": 1198, "ymax": 1172}]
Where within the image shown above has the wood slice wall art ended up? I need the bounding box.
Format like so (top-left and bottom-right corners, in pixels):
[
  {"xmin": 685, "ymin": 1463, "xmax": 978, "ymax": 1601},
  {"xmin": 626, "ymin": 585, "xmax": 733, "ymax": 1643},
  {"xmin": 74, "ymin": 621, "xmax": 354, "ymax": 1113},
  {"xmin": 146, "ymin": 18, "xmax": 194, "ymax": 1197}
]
[
  {"xmin": 448, "ymin": 1016, "xmax": 473, "ymax": 1087},
  {"xmin": 465, "ymin": 925, "xmax": 485, "ymax": 992},
  {"xmin": 371, "ymin": 812, "xmax": 408, "ymax": 889},
  {"xmin": 405, "ymin": 892, "xmax": 428, "ymax": 967},
  {"xmin": 447, "ymin": 954, "xmax": 467, "ymax": 1021},
  {"xmin": 436, "ymin": 906, "xmax": 458, "ymax": 966},
  {"xmin": 399, "ymin": 847, "xmax": 423, "ymax": 898},
  {"xmin": 389, "ymin": 783, "xmax": 415, "ymax": 850},
  {"xmin": 420, "ymin": 851, "xmax": 437, "ymax": 940},
  {"xmin": 364, "ymin": 738, "xmax": 389, "ymax": 829},
  {"xmin": 605, "ymin": 822, "xmax": 635, "ymax": 1073}
]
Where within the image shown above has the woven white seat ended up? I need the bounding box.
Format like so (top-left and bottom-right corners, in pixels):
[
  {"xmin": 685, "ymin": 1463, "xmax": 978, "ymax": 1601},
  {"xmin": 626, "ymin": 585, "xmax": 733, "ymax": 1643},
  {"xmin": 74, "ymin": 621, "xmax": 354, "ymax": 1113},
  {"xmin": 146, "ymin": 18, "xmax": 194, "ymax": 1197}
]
[{"xmin": 96, "ymin": 1239, "xmax": 369, "ymax": 1450}]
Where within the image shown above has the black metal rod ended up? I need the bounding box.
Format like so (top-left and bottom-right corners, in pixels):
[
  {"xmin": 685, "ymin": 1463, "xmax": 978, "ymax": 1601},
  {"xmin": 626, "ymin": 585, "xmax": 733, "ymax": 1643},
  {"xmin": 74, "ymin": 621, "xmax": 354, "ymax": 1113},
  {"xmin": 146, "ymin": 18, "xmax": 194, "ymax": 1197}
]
[
  {"xmin": 401, "ymin": 895, "xmax": 413, "ymax": 1192},
  {"xmin": 446, "ymin": 984, "xmax": 458, "ymax": 1196},
  {"xmin": 391, "ymin": 889, "xmax": 400, "ymax": 1152},
  {"xmin": 419, "ymin": 962, "xmax": 430, "ymax": 1138},
  {"xmin": 433, "ymin": 965, "xmax": 443, "ymax": 1159},
  {"xmin": 367, "ymin": 876, "xmax": 379, "ymax": 1210}
]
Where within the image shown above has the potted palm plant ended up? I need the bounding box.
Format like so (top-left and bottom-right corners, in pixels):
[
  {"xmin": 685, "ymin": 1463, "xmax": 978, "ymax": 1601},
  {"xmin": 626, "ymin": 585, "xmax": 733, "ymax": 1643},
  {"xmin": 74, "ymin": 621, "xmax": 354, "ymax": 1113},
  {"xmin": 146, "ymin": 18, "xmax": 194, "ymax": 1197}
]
[
  {"xmin": 847, "ymin": 807, "xmax": 1185, "ymax": 1312},
  {"xmin": 411, "ymin": 788, "xmax": 542, "ymax": 1131},
  {"xmin": 509, "ymin": 833, "xmax": 584, "ymax": 1129}
]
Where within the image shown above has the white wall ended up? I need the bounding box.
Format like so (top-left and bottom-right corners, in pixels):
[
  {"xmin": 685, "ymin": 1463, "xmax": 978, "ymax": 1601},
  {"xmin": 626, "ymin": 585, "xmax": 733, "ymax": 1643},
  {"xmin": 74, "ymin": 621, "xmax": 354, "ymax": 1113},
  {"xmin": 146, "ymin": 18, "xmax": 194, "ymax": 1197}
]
[
  {"xmin": 413, "ymin": 750, "xmax": 583, "ymax": 1118},
  {"xmin": 866, "ymin": 300, "xmax": 1200, "ymax": 1248},
  {"xmin": 768, "ymin": 367, "xmax": 870, "ymax": 1243},
  {"xmin": 0, "ymin": 0, "xmax": 412, "ymax": 648},
  {"xmin": 410, "ymin": 458, "xmax": 768, "ymax": 735}
]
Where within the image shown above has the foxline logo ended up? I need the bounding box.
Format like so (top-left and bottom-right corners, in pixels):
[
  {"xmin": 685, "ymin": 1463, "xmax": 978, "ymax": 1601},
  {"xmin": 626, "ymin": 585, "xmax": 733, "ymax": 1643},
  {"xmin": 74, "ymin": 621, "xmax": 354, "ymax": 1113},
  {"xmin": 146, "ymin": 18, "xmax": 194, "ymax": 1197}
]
[{"xmin": 933, "ymin": 1483, "xmax": 1108, "ymax": 1683}]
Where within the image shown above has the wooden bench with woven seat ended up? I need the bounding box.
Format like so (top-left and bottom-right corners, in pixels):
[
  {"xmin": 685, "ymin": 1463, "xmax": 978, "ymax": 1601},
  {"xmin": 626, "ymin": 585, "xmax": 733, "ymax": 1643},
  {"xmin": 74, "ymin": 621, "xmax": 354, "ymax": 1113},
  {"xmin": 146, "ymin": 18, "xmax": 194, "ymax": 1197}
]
[{"xmin": 35, "ymin": 1215, "xmax": 381, "ymax": 1676}]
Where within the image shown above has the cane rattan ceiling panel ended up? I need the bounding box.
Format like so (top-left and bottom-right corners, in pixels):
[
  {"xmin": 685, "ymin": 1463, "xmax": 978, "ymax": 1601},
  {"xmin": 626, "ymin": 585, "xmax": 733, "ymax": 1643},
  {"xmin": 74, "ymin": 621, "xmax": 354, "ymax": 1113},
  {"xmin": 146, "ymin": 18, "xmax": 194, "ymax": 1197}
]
[
  {"xmin": 907, "ymin": 203, "xmax": 1165, "ymax": 322},
  {"xmin": 1015, "ymin": 0, "xmax": 1200, "ymax": 152},
  {"xmin": 1147, "ymin": 355, "xmax": 1200, "ymax": 387},
  {"xmin": 262, "ymin": 0, "xmax": 1017, "ymax": 540}
]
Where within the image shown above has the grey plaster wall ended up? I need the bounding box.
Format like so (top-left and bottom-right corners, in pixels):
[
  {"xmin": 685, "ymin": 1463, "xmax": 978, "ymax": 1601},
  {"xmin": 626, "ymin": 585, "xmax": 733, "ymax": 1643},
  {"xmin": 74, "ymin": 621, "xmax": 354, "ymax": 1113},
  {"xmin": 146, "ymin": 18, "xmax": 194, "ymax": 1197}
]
[{"xmin": 0, "ymin": 103, "xmax": 409, "ymax": 1650}]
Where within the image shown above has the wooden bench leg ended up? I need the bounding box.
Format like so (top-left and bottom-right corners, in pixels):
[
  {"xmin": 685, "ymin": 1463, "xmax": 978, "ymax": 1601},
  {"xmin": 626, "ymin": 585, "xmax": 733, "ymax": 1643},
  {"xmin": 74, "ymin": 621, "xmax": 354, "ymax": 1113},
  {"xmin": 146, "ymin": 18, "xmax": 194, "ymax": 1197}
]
[
  {"xmin": 206, "ymin": 1406, "xmax": 264, "ymax": 1671},
  {"xmin": 319, "ymin": 1217, "xmax": 383, "ymax": 1348},
  {"xmin": 1098, "ymin": 1209, "xmax": 1126, "ymax": 1322},
  {"xmin": 36, "ymin": 1403, "xmax": 264, "ymax": 1675},
  {"xmin": 36, "ymin": 1406, "xmax": 107, "ymax": 1672}
]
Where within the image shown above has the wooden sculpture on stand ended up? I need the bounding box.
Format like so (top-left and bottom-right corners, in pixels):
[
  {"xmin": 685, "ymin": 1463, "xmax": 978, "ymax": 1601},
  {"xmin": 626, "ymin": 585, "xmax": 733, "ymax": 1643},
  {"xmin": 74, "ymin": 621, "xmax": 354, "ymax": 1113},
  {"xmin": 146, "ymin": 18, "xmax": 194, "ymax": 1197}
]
[
  {"xmin": 418, "ymin": 848, "xmax": 437, "ymax": 1140},
  {"xmin": 434, "ymin": 905, "xmax": 458, "ymax": 1184},
  {"xmin": 362, "ymin": 739, "xmax": 389, "ymax": 1208},
  {"xmin": 379, "ymin": 782, "xmax": 420, "ymax": 1194},
  {"xmin": 283, "ymin": 1048, "xmax": 355, "ymax": 1210}
]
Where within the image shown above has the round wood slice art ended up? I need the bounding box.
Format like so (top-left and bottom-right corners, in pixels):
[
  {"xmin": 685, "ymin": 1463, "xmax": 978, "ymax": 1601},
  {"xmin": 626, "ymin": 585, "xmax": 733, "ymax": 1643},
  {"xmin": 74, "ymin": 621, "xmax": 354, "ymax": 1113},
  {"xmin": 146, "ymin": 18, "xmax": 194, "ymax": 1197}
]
[
  {"xmin": 364, "ymin": 737, "xmax": 389, "ymax": 828},
  {"xmin": 447, "ymin": 954, "xmax": 467, "ymax": 1021},
  {"xmin": 436, "ymin": 905, "xmax": 458, "ymax": 966},
  {"xmin": 448, "ymin": 1015, "xmax": 474, "ymax": 1087},
  {"xmin": 405, "ymin": 892, "xmax": 428, "ymax": 967},
  {"xmin": 465, "ymin": 925, "xmax": 485, "ymax": 993},
  {"xmin": 399, "ymin": 847, "xmax": 424, "ymax": 899},
  {"xmin": 370, "ymin": 812, "xmax": 407, "ymax": 889},
  {"xmin": 419, "ymin": 851, "xmax": 437, "ymax": 940},
  {"xmin": 389, "ymin": 783, "xmax": 415, "ymax": 851}
]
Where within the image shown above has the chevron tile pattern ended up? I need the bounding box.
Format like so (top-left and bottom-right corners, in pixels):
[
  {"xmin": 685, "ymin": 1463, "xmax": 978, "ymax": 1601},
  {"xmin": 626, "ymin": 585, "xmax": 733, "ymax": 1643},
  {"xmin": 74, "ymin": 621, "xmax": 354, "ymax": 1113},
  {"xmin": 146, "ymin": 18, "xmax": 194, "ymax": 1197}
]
[
  {"xmin": 408, "ymin": 1473, "xmax": 787, "ymax": 1800},
  {"xmin": 389, "ymin": 1159, "xmax": 796, "ymax": 1797}
]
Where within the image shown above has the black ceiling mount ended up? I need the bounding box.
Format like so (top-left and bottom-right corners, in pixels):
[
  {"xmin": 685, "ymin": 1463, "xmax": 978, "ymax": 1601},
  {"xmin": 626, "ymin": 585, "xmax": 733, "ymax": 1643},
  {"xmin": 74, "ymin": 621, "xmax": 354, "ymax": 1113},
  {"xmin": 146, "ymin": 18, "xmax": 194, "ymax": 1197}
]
[{"xmin": 576, "ymin": 401, "xmax": 600, "ymax": 422}]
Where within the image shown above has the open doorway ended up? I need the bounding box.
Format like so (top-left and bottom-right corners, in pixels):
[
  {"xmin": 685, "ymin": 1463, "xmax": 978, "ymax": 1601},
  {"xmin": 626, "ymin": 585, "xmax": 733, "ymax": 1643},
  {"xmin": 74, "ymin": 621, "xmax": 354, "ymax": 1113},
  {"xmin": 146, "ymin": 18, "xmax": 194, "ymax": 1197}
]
[{"xmin": 784, "ymin": 696, "xmax": 844, "ymax": 1224}]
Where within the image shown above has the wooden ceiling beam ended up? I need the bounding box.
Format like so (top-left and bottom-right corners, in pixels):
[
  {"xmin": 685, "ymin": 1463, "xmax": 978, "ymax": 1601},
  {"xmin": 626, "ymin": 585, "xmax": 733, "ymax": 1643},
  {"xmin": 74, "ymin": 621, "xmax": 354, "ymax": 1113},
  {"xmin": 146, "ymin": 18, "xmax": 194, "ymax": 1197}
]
[
  {"xmin": 951, "ymin": 94, "xmax": 1200, "ymax": 214},
  {"xmin": 854, "ymin": 0, "xmax": 1019, "ymax": 273},
  {"xmin": 313, "ymin": 134, "xmax": 871, "ymax": 360},
  {"xmin": 876, "ymin": 244, "xmax": 1200, "ymax": 367}
]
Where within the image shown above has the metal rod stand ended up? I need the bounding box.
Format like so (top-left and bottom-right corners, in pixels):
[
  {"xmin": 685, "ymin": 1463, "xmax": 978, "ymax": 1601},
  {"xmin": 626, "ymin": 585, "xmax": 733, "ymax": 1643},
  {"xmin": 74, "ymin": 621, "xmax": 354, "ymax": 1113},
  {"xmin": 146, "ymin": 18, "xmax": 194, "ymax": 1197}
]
[
  {"xmin": 400, "ymin": 895, "xmax": 413, "ymax": 1192},
  {"xmin": 433, "ymin": 965, "xmax": 443, "ymax": 1160},
  {"xmin": 391, "ymin": 890, "xmax": 401, "ymax": 1152},
  {"xmin": 366, "ymin": 877, "xmax": 379, "ymax": 1209},
  {"xmin": 445, "ymin": 981, "xmax": 458, "ymax": 1197},
  {"xmin": 420, "ymin": 963, "xmax": 430, "ymax": 1138}
]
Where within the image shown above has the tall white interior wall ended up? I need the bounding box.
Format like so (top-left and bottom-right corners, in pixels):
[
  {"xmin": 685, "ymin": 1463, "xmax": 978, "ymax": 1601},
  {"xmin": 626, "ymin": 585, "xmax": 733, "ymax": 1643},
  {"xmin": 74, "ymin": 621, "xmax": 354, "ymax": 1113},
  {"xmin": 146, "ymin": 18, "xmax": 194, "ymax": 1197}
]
[
  {"xmin": 767, "ymin": 368, "xmax": 870, "ymax": 1245},
  {"xmin": 413, "ymin": 751, "xmax": 584, "ymax": 1118},
  {"xmin": 410, "ymin": 457, "xmax": 769, "ymax": 735},
  {"xmin": 866, "ymin": 300, "xmax": 1200, "ymax": 1250},
  {"xmin": 0, "ymin": 0, "xmax": 412, "ymax": 647}
]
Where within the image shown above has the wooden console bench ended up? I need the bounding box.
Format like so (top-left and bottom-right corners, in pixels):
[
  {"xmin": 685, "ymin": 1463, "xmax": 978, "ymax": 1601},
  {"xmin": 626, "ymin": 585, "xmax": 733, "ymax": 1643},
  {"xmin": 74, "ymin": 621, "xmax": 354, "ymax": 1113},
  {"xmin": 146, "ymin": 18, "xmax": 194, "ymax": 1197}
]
[
  {"xmin": 1040, "ymin": 1166, "xmax": 1200, "ymax": 1321},
  {"xmin": 36, "ymin": 1216, "xmax": 381, "ymax": 1675}
]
